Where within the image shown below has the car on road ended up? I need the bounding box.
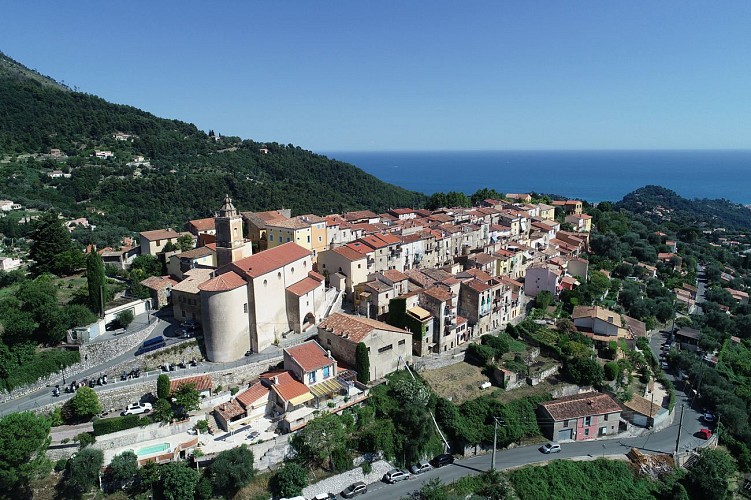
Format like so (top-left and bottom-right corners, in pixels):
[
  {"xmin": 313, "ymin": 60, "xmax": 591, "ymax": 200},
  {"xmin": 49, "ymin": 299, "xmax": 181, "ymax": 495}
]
[
  {"xmin": 341, "ymin": 481, "xmax": 367, "ymax": 498},
  {"xmin": 383, "ymin": 468, "xmax": 410, "ymax": 483},
  {"xmin": 410, "ymin": 460, "xmax": 433, "ymax": 474},
  {"xmin": 247, "ymin": 431, "xmax": 260, "ymax": 440},
  {"xmin": 540, "ymin": 442, "xmax": 562, "ymax": 454},
  {"xmin": 312, "ymin": 494, "xmax": 336, "ymax": 500},
  {"xmin": 660, "ymin": 361, "xmax": 669, "ymax": 370},
  {"xmin": 431, "ymin": 453, "xmax": 455, "ymax": 468},
  {"xmin": 702, "ymin": 412, "xmax": 716, "ymax": 423},
  {"xmin": 122, "ymin": 402, "xmax": 152, "ymax": 416},
  {"xmin": 180, "ymin": 320, "xmax": 200, "ymax": 331},
  {"xmin": 697, "ymin": 428, "xmax": 713, "ymax": 440}
]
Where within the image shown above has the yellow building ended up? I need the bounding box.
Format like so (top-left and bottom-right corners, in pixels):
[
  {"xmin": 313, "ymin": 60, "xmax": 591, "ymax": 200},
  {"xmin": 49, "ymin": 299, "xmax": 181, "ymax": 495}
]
[{"xmin": 266, "ymin": 215, "xmax": 327, "ymax": 260}]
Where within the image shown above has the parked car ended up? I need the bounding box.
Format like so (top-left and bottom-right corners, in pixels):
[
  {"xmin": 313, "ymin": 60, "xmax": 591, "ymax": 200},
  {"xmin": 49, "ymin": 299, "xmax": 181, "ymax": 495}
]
[
  {"xmin": 312, "ymin": 494, "xmax": 336, "ymax": 500},
  {"xmin": 383, "ymin": 468, "xmax": 410, "ymax": 483},
  {"xmin": 702, "ymin": 412, "xmax": 716, "ymax": 423},
  {"xmin": 540, "ymin": 442, "xmax": 562, "ymax": 454},
  {"xmin": 660, "ymin": 361, "xmax": 670, "ymax": 370},
  {"xmin": 247, "ymin": 431, "xmax": 260, "ymax": 440},
  {"xmin": 697, "ymin": 428, "xmax": 713, "ymax": 440},
  {"xmin": 410, "ymin": 460, "xmax": 433, "ymax": 474},
  {"xmin": 180, "ymin": 320, "xmax": 200, "ymax": 331},
  {"xmin": 341, "ymin": 481, "xmax": 367, "ymax": 498},
  {"xmin": 122, "ymin": 402, "xmax": 152, "ymax": 416},
  {"xmin": 431, "ymin": 453, "xmax": 455, "ymax": 468}
]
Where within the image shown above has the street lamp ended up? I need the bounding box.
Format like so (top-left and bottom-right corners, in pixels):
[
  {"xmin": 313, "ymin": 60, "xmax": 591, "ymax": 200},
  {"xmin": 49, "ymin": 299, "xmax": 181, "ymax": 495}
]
[{"xmin": 491, "ymin": 417, "xmax": 504, "ymax": 470}]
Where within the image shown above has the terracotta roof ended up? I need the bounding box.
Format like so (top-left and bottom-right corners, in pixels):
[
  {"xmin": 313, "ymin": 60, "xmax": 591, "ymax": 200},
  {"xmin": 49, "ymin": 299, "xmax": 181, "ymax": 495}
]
[
  {"xmin": 214, "ymin": 400, "xmax": 244, "ymax": 420},
  {"xmin": 458, "ymin": 268, "xmax": 493, "ymax": 282},
  {"xmin": 622, "ymin": 394, "xmax": 661, "ymax": 418},
  {"xmin": 332, "ymin": 245, "xmax": 367, "ymax": 262},
  {"xmin": 176, "ymin": 246, "xmax": 213, "ymax": 260},
  {"xmin": 140, "ymin": 229, "xmax": 180, "ymax": 241},
  {"xmin": 463, "ymin": 279, "xmax": 491, "ymax": 293},
  {"xmin": 287, "ymin": 276, "xmax": 322, "ymax": 296},
  {"xmin": 140, "ymin": 275, "xmax": 178, "ymax": 290},
  {"xmin": 235, "ymin": 383, "xmax": 270, "ymax": 409},
  {"xmin": 270, "ymin": 372, "xmax": 311, "ymax": 402},
  {"xmin": 172, "ymin": 268, "xmax": 214, "ymax": 293},
  {"xmin": 468, "ymin": 253, "xmax": 497, "ymax": 265},
  {"xmin": 423, "ymin": 285, "xmax": 452, "ymax": 303},
  {"xmin": 382, "ymin": 269, "xmax": 408, "ymax": 282},
  {"xmin": 199, "ymin": 271, "xmax": 246, "ymax": 292},
  {"xmin": 170, "ymin": 375, "xmax": 212, "ymax": 394},
  {"xmin": 308, "ymin": 271, "xmax": 325, "ymax": 282},
  {"xmin": 541, "ymin": 392, "xmax": 621, "ymax": 421},
  {"xmin": 572, "ymin": 305, "xmax": 622, "ymax": 327},
  {"xmin": 267, "ymin": 214, "xmax": 325, "ymax": 230},
  {"xmin": 188, "ymin": 217, "xmax": 215, "ymax": 231},
  {"xmin": 623, "ymin": 315, "xmax": 647, "ymax": 338},
  {"xmin": 342, "ymin": 210, "xmax": 378, "ymax": 222},
  {"xmin": 229, "ymin": 242, "xmax": 311, "ymax": 279},
  {"xmin": 285, "ymin": 340, "xmax": 333, "ymax": 372},
  {"xmin": 318, "ymin": 312, "xmax": 409, "ymax": 343}
]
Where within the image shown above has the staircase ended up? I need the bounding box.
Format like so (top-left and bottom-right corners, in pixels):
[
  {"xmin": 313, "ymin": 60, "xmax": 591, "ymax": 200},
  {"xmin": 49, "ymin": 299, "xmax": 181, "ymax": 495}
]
[{"xmin": 207, "ymin": 411, "xmax": 221, "ymax": 435}]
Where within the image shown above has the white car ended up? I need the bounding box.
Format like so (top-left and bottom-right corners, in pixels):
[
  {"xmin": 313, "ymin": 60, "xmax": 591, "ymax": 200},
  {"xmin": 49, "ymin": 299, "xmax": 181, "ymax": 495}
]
[
  {"xmin": 540, "ymin": 442, "xmax": 561, "ymax": 454},
  {"xmin": 122, "ymin": 402, "xmax": 152, "ymax": 416}
]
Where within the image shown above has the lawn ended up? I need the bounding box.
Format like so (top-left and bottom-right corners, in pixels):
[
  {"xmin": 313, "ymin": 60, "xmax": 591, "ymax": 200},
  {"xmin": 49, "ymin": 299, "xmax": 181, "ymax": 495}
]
[{"xmin": 421, "ymin": 362, "xmax": 490, "ymax": 404}]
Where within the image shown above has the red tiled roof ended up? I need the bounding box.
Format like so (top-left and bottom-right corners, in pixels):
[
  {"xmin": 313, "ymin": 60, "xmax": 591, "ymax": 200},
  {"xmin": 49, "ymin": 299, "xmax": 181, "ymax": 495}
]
[
  {"xmin": 140, "ymin": 229, "xmax": 180, "ymax": 241},
  {"xmin": 170, "ymin": 375, "xmax": 212, "ymax": 394},
  {"xmin": 308, "ymin": 271, "xmax": 325, "ymax": 282},
  {"xmin": 423, "ymin": 285, "xmax": 452, "ymax": 303},
  {"xmin": 382, "ymin": 269, "xmax": 408, "ymax": 282},
  {"xmin": 285, "ymin": 340, "xmax": 333, "ymax": 372},
  {"xmin": 286, "ymin": 277, "xmax": 322, "ymax": 296},
  {"xmin": 270, "ymin": 371, "xmax": 310, "ymax": 402},
  {"xmin": 541, "ymin": 392, "xmax": 621, "ymax": 421},
  {"xmin": 214, "ymin": 400, "xmax": 244, "ymax": 420},
  {"xmin": 229, "ymin": 242, "xmax": 311, "ymax": 279},
  {"xmin": 342, "ymin": 210, "xmax": 378, "ymax": 222},
  {"xmin": 188, "ymin": 217, "xmax": 215, "ymax": 231},
  {"xmin": 332, "ymin": 245, "xmax": 367, "ymax": 261},
  {"xmin": 199, "ymin": 271, "xmax": 246, "ymax": 292},
  {"xmin": 318, "ymin": 312, "xmax": 409, "ymax": 343},
  {"xmin": 140, "ymin": 275, "xmax": 178, "ymax": 290},
  {"xmin": 464, "ymin": 278, "xmax": 491, "ymax": 293},
  {"xmin": 235, "ymin": 383, "xmax": 270, "ymax": 408}
]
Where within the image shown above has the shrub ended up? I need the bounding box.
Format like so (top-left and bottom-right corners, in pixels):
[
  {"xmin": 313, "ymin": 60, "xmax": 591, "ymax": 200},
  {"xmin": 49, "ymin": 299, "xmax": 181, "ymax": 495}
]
[
  {"xmin": 466, "ymin": 343, "xmax": 495, "ymax": 366},
  {"xmin": 604, "ymin": 361, "xmax": 619, "ymax": 381},
  {"xmin": 75, "ymin": 431, "xmax": 95, "ymax": 448},
  {"xmin": 271, "ymin": 463, "xmax": 309, "ymax": 498},
  {"xmin": 92, "ymin": 415, "xmax": 148, "ymax": 436},
  {"xmin": 361, "ymin": 461, "xmax": 372, "ymax": 474},
  {"xmin": 230, "ymin": 386, "xmax": 239, "ymax": 395},
  {"xmin": 194, "ymin": 419, "xmax": 209, "ymax": 433},
  {"xmin": 54, "ymin": 458, "xmax": 68, "ymax": 472},
  {"xmin": 115, "ymin": 310, "xmax": 134, "ymax": 328}
]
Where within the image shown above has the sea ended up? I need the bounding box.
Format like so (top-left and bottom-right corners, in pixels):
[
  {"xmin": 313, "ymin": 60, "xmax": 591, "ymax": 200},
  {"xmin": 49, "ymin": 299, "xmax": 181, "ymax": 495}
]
[{"xmin": 319, "ymin": 150, "xmax": 751, "ymax": 204}]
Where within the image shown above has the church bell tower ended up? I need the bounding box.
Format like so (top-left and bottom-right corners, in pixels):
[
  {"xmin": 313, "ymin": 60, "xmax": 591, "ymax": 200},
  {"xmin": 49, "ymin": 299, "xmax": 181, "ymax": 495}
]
[{"xmin": 215, "ymin": 194, "xmax": 246, "ymax": 268}]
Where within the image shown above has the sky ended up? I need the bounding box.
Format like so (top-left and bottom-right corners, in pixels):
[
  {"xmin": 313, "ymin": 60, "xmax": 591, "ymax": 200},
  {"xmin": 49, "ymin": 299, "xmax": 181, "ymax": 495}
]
[{"xmin": 2, "ymin": 1, "xmax": 751, "ymax": 151}]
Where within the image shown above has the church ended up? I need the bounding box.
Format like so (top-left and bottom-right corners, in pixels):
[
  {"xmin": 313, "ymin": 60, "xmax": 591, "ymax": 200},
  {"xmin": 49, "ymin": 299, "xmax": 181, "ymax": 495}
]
[{"xmin": 198, "ymin": 196, "xmax": 327, "ymax": 362}]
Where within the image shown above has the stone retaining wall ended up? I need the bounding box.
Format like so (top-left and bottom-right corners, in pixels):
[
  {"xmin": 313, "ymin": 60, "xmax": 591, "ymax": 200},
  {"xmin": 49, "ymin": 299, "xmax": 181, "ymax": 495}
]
[{"xmin": 3, "ymin": 320, "xmax": 159, "ymax": 401}]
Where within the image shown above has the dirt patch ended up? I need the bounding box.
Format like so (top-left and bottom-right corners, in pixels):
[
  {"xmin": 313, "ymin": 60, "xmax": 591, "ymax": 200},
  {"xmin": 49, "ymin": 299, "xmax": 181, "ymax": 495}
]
[{"xmin": 421, "ymin": 362, "xmax": 491, "ymax": 404}]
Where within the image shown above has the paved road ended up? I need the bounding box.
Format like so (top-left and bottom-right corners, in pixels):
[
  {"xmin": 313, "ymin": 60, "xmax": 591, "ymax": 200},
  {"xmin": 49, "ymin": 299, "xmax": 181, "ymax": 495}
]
[{"xmin": 0, "ymin": 313, "xmax": 300, "ymax": 417}]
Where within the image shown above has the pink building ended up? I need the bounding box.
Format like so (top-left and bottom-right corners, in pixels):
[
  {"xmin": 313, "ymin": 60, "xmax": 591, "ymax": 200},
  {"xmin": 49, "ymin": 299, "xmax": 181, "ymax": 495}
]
[{"xmin": 538, "ymin": 391, "xmax": 621, "ymax": 442}]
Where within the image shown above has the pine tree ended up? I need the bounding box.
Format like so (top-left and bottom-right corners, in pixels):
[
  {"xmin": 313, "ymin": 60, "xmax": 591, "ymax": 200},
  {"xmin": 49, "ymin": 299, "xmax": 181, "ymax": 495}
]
[
  {"xmin": 28, "ymin": 210, "xmax": 74, "ymax": 276},
  {"xmin": 86, "ymin": 251, "xmax": 106, "ymax": 316}
]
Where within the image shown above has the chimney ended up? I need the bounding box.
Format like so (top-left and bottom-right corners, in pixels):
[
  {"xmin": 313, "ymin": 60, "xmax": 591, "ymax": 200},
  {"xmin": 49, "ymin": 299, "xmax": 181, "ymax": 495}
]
[
  {"xmin": 327, "ymin": 349, "xmax": 332, "ymax": 359},
  {"xmin": 273, "ymin": 376, "xmax": 279, "ymax": 385}
]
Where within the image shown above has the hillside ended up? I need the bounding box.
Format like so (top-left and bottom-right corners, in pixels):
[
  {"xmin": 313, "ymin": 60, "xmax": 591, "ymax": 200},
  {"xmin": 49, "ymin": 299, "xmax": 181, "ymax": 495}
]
[
  {"xmin": 0, "ymin": 51, "xmax": 424, "ymax": 235},
  {"xmin": 616, "ymin": 185, "xmax": 751, "ymax": 231}
]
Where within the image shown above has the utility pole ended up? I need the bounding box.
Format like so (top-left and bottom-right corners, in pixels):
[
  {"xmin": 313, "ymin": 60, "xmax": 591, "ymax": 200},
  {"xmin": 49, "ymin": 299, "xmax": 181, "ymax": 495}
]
[
  {"xmin": 674, "ymin": 404, "xmax": 685, "ymax": 457},
  {"xmin": 715, "ymin": 413, "xmax": 721, "ymax": 449},
  {"xmin": 491, "ymin": 417, "xmax": 503, "ymax": 471}
]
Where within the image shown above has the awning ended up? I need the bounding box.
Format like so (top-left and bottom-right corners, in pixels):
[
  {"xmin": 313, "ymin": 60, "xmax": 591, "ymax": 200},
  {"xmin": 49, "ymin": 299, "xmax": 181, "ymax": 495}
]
[
  {"xmin": 288, "ymin": 392, "xmax": 314, "ymax": 406},
  {"xmin": 309, "ymin": 378, "xmax": 346, "ymax": 398}
]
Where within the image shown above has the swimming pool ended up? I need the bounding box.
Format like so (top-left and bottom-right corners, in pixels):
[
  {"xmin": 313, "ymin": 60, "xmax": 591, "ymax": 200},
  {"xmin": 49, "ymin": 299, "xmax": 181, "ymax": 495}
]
[{"xmin": 135, "ymin": 442, "xmax": 170, "ymax": 456}]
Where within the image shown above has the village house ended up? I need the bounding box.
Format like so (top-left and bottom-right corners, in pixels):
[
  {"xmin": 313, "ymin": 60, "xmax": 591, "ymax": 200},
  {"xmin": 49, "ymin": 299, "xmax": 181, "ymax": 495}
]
[
  {"xmin": 100, "ymin": 246, "xmax": 139, "ymax": 270},
  {"xmin": 318, "ymin": 244, "xmax": 370, "ymax": 301},
  {"xmin": 0, "ymin": 200, "xmax": 21, "ymax": 211},
  {"xmin": 167, "ymin": 246, "xmax": 216, "ymax": 281},
  {"xmin": 139, "ymin": 275, "xmax": 178, "ymax": 309},
  {"xmin": 0, "ymin": 257, "xmax": 22, "ymax": 271},
  {"xmin": 538, "ymin": 391, "xmax": 621, "ymax": 441},
  {"xmin": 240, "ymin": 209, "xmax": 292, "ymax": 252},
  {"xmin": 172, "ymin": 268, "xmax": 214, "ymax": 324},
  {"xmin": 317, "ymin": 313, "xmax": 412, "ymax": 382},
  {"xmin": 265, "ymin": 214, "xmax": 328, "ymax": 260},
  {"xmin": 139, "ymin": 229, "xmax": 182, "ymax": 256}
]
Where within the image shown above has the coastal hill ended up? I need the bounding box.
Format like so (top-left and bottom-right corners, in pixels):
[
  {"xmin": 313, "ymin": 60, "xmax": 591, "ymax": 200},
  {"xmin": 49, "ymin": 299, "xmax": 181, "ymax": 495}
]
[
  {"xmin": 616, "ymin": 185, "xmax": 751, "ymax": 231},
  {"xmin": 0, "ymin": 51, "xmax": 424, "ymax": 232}
]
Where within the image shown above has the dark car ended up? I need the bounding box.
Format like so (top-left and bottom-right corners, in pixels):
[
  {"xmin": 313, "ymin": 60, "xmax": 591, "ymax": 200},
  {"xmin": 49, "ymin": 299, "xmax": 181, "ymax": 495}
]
[
  {"xmin": 431, "ymin": 453, "xmax": 454, "ymax": 468},
  {"xmin": 341, "ymin": 481, "xmax": 367, "ymax": 498}
]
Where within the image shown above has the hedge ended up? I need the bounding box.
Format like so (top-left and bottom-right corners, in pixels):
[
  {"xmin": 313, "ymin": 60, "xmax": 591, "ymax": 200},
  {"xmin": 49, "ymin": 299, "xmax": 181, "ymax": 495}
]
[{"xmin": 93, "ymin": 414, "xmax": 149, "ymax": 436}]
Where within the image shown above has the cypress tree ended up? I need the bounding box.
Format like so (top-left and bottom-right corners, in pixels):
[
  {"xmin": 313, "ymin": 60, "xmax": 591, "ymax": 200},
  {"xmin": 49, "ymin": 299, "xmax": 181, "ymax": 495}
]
[
  {"xmin": 355, "ymin": 342, "xmax": 370, "ymax": 384},
  {"xmin": 157, "ymin": 374, "xmax": 171, "ymax": 400},
  {"xmin": 86, "ymin": 251, "xmax": 106, "ymax": 316}
]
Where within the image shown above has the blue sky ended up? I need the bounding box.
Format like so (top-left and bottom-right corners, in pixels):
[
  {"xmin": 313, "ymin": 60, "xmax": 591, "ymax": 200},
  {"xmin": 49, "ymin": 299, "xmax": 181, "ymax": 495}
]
[{"xmin": 2, "ymin": 1, "xmax": 750, "ymax": 151}]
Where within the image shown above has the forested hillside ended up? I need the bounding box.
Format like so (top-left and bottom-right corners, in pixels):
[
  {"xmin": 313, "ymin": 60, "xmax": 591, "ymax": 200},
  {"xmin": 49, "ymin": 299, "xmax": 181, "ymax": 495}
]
[
  {"xmin": 0, "ymin": 51, "xmax": 424, "ymax": 235},
  {"xmin": 616, "ymin": 185, "xmax": 751, "ymax": 231}
]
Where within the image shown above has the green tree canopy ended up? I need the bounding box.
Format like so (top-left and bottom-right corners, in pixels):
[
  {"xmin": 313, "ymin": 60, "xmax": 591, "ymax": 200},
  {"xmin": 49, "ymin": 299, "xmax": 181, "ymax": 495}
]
[
  {"xmin": 28, "ymin": 210, "xmax": 76, "ymax": 276},
  {"xmin": 173, "ymin": 383, "xmax": 200, "ymax": 418},
  {"xmin": 64, "ymin": 386, "xmax": 101, "ymax": 422},
  {"xmin": 86, "ymin": 250, "xmax": 106, "ymax": 316},
  {"xmin": 209, "ymin": 444, "xmax": 255, "ymax": 496},
  {"xmin": 0, "ymin": 411, "xmax": 51, "ymax": 492},
  {"xmin": 159, "ymin": 462, "xmax": 199, "ymax": 500},
  {"xmin": 106, "ymin": 450, "xmax": 138, "ymax": 491},
  {"xmin": 685, "ymin": 448, "xmax": 737, "ymax": 500},
  {"xmin": 271, "ymin": 462, "xmax": 308, "ymax": 498},
  {"xmin": 66, "ymin": 447, "xmax": 103, "ymax": 495},
  {"xmin": 355, "ymin": 342, "xmax": 370, "ymax": 384},
  {"xmin": 157, "ymin": 374, "xmax": 171, "ymax": 400},
  {"xmin": 291, "ymin": 413, "xmax": 347, "ymax": 470}
]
